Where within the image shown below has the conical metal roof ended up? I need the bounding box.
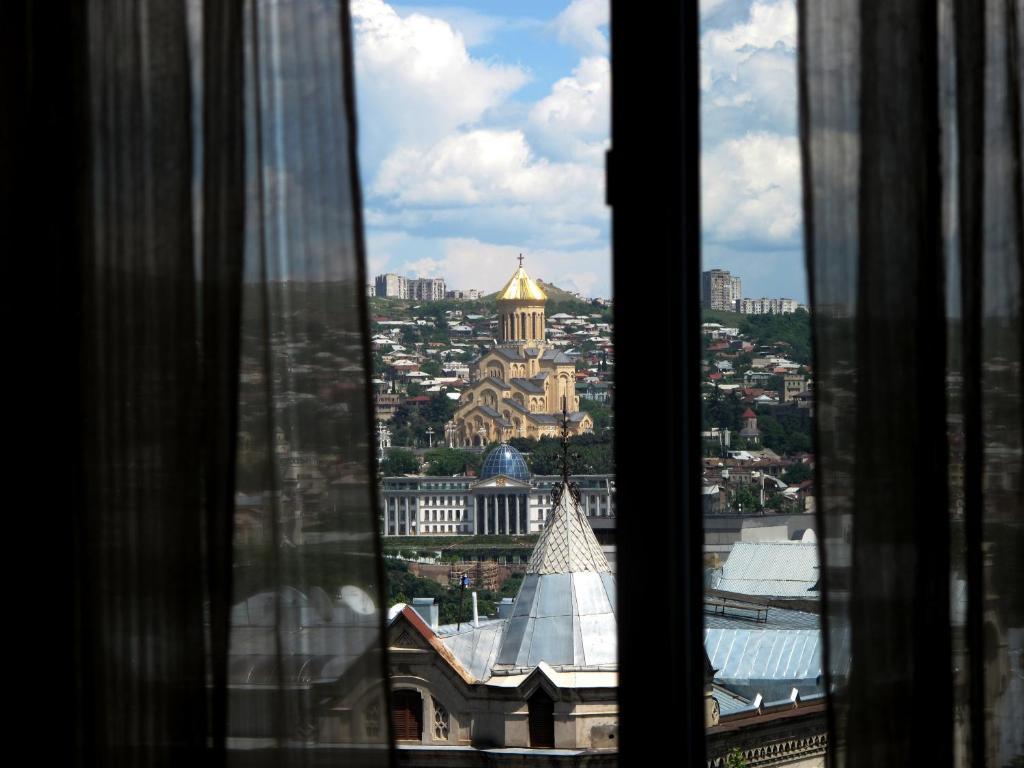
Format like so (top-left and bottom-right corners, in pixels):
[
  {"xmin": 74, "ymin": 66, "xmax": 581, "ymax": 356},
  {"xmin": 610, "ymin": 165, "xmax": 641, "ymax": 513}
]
[
  {"xmin": 495, "ymin": 482, "xmax": 616, "ymax": 669},
  {"xmin": 497, "ymin": 265, "xmax": 547, "ymax": 302},
  {"xmin": 527, "ymin": 485, "xmax": 610, "ymax": 575}
]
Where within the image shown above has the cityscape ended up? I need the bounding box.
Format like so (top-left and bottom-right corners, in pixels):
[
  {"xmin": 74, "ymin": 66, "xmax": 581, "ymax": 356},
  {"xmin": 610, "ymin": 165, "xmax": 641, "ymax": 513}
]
[{"xmin": 227, "ymin": 254, "xmax": 831, "ymax": 764}]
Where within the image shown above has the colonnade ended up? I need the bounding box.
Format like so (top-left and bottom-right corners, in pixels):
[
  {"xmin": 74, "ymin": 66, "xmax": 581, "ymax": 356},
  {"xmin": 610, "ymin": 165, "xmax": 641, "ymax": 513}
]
[
  {"xmin": 386, "ymin": 495, "xmax": 417, "ymax": 535},
  {"xmin": 473, "ymin": 493, "xmax": 529, "ymax": 535},
  {"xmin": 501, "ymin": 309, "xmax": 544, "ymax": 343}
]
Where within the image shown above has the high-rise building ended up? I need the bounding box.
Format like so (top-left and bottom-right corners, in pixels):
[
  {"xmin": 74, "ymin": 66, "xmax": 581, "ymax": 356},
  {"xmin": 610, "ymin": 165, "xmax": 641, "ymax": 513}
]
[
  {"xmin": 408, "ymin": 277, "xmax": 446, "ymax": 301},
  {"xmin": 374, "ymin": 273, "xmax": 446, "ymax": 300},
  {"xmin": 375, "ymin": 272, "xmax": 408, "ymax": 298},
  {"xmin": 734, "ymin": 297, "xmax": 799, "ymax": 315},
  {"xmin": 701, "ymin": 268, "xmax": 742, "ymax": 311}
]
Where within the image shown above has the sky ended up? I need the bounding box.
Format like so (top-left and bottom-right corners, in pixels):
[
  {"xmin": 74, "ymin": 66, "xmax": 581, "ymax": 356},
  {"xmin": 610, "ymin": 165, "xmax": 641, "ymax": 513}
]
[{"xmin": 351, "ymin": 0, "xmax": 806, "ymax": 302}]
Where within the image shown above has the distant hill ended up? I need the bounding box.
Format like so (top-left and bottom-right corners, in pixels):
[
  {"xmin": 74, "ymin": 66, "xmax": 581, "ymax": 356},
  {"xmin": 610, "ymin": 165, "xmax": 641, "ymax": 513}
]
[
  {"xmin": 483, "ymin": 279, "xmax": 583, "ymax": 303},
  {"xmin": 702, "ymin": 309, "xmax": 745, "ymax": 325}
]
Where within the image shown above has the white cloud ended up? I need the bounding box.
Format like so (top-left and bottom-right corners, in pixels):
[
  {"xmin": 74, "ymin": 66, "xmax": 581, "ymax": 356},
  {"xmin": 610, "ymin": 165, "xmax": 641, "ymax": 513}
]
[
  {"xmin": 702, "ymin": 131, "xmax": 801, "ymax": 245},
  {"xmin": 372, "ymin": 129, "xmax": 604, "ymax": 215},
  {"xmin": 552, "ymin": 0, "xmax": 609, "ymax": 54},
  {"xmin": 390, "ymin": 5, "xmax": 504, "ymax": 47},
  {"xmin": 700, "ymin": 0, "xmax": 797, "ymax": 140},
  {"xmin": 529, "ymin": 56, "xmax": 610, "ymax": 161},
  {"xmin": 351, "ymin": 0, "xmax": 528, "ymax": 164},
  {"xmin": 353, "ymin": 0, "xmax": 613, "ymax": 296},
  {"xmin": 702, "ymin": 0, "xmax": 796, "ymax": 83}
]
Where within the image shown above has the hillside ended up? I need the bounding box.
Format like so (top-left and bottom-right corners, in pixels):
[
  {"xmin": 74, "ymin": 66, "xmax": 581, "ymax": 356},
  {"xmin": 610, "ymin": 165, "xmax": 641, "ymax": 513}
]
[
  {"xmin": 484, "ymin": 279, "xmax": 582, "ymax": 303},
  {"xmin": 702, "ymin": 309, "xmax": 745, "ymax": 326}
]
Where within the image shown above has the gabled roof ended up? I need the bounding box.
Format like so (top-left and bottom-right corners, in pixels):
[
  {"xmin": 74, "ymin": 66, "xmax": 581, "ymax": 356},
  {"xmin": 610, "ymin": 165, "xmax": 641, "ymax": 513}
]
[
  {"xmin": 490, "ymin": 347, "xmax": 523, "ymax": 361},
  {"xmin": 716, "ymin": 541, "xmax": 819, "ymax": 598},
  {"xmin": 511, "ymin": 377, "xmax": 544, "ymax": 394},
  {"xmin": 480, "ymin": 375, "xmax": 511, "ymax": 390}
]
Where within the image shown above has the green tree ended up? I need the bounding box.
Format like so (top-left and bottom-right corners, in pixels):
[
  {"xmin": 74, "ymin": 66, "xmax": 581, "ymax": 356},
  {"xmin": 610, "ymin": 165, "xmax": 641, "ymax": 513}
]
[
  {"xmin": 782, "ymin": 462, "xmax": 813, "ymax": 485},
  {"xmin": 425, "ymin": 448, "xmax": 479, "ymax": 476},
  {"xmin": 703, "ymin": 387, "xmax": 745, "ymax": 432},
  {"xmin": 381, "ymin": 448, "xmax": 420, "ymax": 475},
  {"xmin": 400, "ymin": 326, "xmax": 419, "ymax": 345},
  {"xmin": 725, "ymin": 748, "xmax": 749, "ymax": 768},
  {"xmin": 579, "ymin": 397, "xmax": 613, "ymax": 433},
  {"xmin": 420, "ymin": 359, "xmax": 443, "ymax": 378},
  {"xmin": 756, "ymin": 411, "xmax": 812, "ymax": 456},
  {"xmin": 739, "ymin": 309, "xmax": 812, "ymax": 364},
  {"xmin": 731, "ymin": 485, "xmax": 759, "ymax": 513}
]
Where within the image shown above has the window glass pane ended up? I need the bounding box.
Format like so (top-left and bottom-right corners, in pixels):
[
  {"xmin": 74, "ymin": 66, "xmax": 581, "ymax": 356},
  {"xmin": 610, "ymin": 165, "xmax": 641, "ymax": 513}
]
[
  {"xmin": 699, "ymin": 1, "xmax": 828, "ymax": 764},
  {"xmin": 354, "ymin": 0, "xmax": 618, "ymax": 755}
]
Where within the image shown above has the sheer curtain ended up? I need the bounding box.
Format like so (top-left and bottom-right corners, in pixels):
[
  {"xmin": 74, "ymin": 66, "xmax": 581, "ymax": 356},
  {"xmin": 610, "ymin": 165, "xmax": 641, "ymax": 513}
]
[
  {"xmin": 800, "ymin": 1, "xmax": 1022, "ymax": 766},
  {"xmin": 13, "ymin": 0, "xmax": 390, "ymax": 763}
]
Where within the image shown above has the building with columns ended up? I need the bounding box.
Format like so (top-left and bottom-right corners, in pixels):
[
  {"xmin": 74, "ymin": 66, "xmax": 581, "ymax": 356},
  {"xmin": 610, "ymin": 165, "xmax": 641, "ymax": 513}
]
[
  {"xmin": 448, "ymin": 260, "xmax": 593, "ymax": 445},
  {"xmin": 380, "ymin": 444, "xmax": 615, "ymax": 542}
]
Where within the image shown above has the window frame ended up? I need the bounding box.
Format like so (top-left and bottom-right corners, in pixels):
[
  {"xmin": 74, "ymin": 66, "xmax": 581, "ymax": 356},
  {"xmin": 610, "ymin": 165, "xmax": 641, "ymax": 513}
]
[{"xmin": 610, "ymin": 2, "xmax": 707, "ymax": 764}]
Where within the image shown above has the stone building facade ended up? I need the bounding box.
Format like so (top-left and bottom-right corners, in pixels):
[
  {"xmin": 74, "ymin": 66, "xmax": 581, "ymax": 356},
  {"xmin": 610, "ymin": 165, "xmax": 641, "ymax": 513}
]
[{"xmin": 448, "ymin": 261, "xmax": 593, "ymax": 445}]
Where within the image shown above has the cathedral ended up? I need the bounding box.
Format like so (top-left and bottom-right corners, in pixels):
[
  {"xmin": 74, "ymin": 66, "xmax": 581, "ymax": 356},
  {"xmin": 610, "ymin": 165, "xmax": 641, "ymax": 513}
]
[{"xmin": 446, "ymin": 260, "xmax": 594, "ymax": 446}]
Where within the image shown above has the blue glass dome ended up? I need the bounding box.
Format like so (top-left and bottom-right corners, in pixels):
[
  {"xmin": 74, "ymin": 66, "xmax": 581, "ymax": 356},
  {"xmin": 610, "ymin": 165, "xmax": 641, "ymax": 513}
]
[{"xmin": 479, "ymin": 444, "xmax": 530, "ymax": 482}]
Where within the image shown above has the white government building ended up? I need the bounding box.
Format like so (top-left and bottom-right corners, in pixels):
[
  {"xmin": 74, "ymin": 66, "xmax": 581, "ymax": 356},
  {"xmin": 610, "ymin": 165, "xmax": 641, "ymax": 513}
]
[{"xmin": 381, "ymin": 443, "xmax": 615, "ymax": 541}]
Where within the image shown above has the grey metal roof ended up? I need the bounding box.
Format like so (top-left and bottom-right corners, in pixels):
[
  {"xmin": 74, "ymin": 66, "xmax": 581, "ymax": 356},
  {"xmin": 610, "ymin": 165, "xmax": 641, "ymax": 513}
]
[
  {"xmin": 481, "ymin": 375, "xmax": 511, "ymax": 390},
  {"xmin": 704, "ymin": 627, "xmax": 823, "ymax": 700},
  {"xmin": 477, "ymin": 405, "xmax": 512, "ymax": 427},
  {"xmin": 704, "ymin": 624, "xmax": 850, "ymax": 701},
  {"xmin": 495, "ymin": 571, "xmax": 617, "ymax": 669},
  {"xmin": 492, "ymin": 347, "xmax": 524, "ymax": 361},
  {"xmin": 228, "ymin": 587, "xmax": 381, "ymax": 686},
  {"xmin": 715, "ymin": 541, "xmax": 820, "ymax": 598},
  {"xmin": 704, "ymin": 604, "xmax": 821, "ymax": 631},
  {"xmin": 712, "ymin": 684, "xmax": 753, "ymax": 716},
  {"xmin": 495, "ymin": 484, "xmax": 616, "ymax": 669},
  {"xmin": 503, "ymin": 398, "xmax": 532, "ymax": 415},
  {"xmin": 511, "ymin": 377, "xmax": 544, "ymax": 393},
  {"xmin": 541, "ymin": 349, "xmax": 573, "ymax": 364},
  {"xmin": 437, "ymin": 620, "xmax": 507, "ymax": 681}
]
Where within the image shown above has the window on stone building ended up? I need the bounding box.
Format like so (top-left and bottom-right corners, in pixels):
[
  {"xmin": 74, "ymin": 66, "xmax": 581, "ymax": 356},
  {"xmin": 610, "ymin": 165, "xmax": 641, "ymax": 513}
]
[
  {"xmin": 431, "ymin": 697, "xmax": 450, "ymax": 741},
  {"xmin": 365, "ymin": 698, "xmax": 381, "ymax": 739},
  {"xmin": 527, "ymin": 689, "xmax": 555, "ymax": 749},
  {"xmin": 392, "ymin": 689, "xmax": 423, "ymax": 741}
]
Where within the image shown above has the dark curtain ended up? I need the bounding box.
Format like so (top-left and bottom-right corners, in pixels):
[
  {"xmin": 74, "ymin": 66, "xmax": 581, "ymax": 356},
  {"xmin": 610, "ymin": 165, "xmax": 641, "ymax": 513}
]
[
  {"xmin": 10, "ymin": 0, "xmax": 390, "ymax": 764},
  {"xmin": 800, "ymin": 0, "xmax": 1022, "ymax": 766}
]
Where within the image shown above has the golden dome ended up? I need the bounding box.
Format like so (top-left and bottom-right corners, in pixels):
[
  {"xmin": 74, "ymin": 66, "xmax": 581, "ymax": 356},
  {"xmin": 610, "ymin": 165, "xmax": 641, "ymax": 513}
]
[{"xmin": 497, "ymin": 265, "xmax": 547, "ymax": 302}]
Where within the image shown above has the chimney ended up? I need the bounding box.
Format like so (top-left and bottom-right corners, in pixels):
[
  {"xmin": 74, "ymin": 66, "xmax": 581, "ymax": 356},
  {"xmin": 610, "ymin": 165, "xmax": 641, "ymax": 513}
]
[
  {"xmin": 411, "ymin": 597, "xmax": 438, "ymax": 630},
  {"xmin": 497, "ymin": 597, "xmax": 515, "ymax": 619},
  {"xmin": 472, "ymin": 591, "xmax": 479, "ymax": 627}
]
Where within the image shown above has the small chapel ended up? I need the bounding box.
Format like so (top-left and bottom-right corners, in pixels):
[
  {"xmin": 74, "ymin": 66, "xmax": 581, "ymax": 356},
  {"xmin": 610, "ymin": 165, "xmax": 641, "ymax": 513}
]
[{"xmin": 447, "ymin": 259, "xmax": 594, "ymax": 446}]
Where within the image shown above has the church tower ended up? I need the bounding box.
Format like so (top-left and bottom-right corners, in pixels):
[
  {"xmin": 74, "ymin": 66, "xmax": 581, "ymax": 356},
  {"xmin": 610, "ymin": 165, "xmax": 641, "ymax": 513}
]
[{"xmin": 497, "ymin": 255, "xmax": 547, "ymax": 345}]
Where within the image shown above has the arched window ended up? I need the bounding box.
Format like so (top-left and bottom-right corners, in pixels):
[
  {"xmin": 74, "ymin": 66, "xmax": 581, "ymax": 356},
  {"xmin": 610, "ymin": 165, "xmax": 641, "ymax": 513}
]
[
  {"xmin": 431, "ymin": 697, "xmax": 450, "ymax": 740},
  {"xmin": 528, "ymin": 689, "xmax": 555, "ymax": 748},
  {"xmin": 392, "ymin": 689, "xmax": 423, "ymax": 741},
  {"xmin": 364, "ymin": 697, "xmax": 381, "ymax": 739}
]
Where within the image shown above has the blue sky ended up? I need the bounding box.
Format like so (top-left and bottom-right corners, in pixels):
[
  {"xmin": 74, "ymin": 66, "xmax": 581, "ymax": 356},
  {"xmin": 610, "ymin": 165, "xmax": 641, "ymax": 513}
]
[{"xmin": 352, "ymin": 0, "xmax": 806, "ymax": 301}]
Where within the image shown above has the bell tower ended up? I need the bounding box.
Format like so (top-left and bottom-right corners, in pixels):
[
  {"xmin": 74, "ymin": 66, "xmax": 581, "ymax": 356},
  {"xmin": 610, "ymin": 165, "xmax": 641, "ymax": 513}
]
[{"xmin": 497, "ymin": 255, "xmax": 547, "ymax": 345}]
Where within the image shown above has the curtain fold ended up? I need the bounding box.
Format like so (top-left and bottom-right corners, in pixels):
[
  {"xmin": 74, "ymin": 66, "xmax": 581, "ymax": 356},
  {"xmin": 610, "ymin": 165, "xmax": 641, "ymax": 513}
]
[
  {"xmin": 12, "ymin": 0, "xmax": 391, "ymax": 763},
  {"xmin": 801, "ymin": 1, "xmax": 1023, "ymax": 766}
]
